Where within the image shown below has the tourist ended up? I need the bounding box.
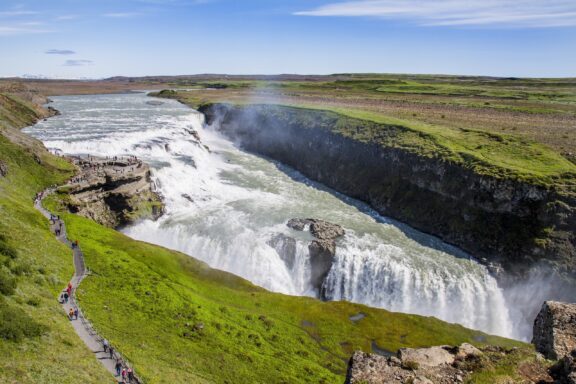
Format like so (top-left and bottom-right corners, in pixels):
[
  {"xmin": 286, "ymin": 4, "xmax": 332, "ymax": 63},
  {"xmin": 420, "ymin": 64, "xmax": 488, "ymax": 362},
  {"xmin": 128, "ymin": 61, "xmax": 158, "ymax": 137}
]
[
  {"xmin": 121, "ymin": 368, "xmax": 127, "ymax": 381},
  {"xmin": 63, "ymin": 291, "xmax": 69, "ymax": 303},
  {"xmin": 74, "ymin": 307, "xmax": 79, "ymax": 320},
  {"xmin": 103, "ymin": 339, "xmax": 109, "ymax": 353},
  {"xmin": 109, "ymin": 346, "xmax": 115, "ymax": 359},
  {"xmin": 127, "ymin": 367, "xmax": 134, "ymax": 382},
  {"xmin": 115, "ymin": 360, "xmax": 122, "ymax": 376},
  {"xmin": 68, "ymin": 308, "xmax": 74, "ymax": 320}
]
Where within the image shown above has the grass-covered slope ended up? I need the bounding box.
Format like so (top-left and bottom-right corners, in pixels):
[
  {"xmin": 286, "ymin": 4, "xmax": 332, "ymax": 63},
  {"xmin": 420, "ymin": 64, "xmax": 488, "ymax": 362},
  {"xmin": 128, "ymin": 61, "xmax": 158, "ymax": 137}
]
[
  {"xmin": 0, "ymin": 96, "xmax": 114, "ymax": 383},
  {"xmin": 42, "ymin": 194, "xmax": 524, "ymax": 384}
]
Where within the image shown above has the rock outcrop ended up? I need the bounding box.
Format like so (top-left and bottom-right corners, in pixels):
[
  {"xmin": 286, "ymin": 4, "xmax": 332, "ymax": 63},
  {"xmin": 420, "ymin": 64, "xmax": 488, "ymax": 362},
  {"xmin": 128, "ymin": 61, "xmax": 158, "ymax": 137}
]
[
  {"xmin": 345, "ymin": 343, "xmax": 482, "ymax": 384},
  {"xmin": 287, "ymin": 218, "xmax": 345, "ymax": 289},
  {"xmin": 551, "ymin": 350, "xmax": 576, "ymax": 384},
  {"xmin": 533, "ymin": 301, "xmax": 576, "ymax": 360},
  {"xmin": 200, "ymin": 103, "xmax": 576, "ymax": 278},
  {"xmin": 62, "ymin": 156, "xmax": 163, "ymax": 228}
]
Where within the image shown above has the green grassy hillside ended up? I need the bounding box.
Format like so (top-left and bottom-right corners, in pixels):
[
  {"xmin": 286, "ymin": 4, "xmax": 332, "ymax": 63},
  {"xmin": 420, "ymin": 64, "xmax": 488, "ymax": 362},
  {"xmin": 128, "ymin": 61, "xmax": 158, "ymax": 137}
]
[{"xmin": 0, "ymin": 94, "xmax": 114, "ymax": 383}]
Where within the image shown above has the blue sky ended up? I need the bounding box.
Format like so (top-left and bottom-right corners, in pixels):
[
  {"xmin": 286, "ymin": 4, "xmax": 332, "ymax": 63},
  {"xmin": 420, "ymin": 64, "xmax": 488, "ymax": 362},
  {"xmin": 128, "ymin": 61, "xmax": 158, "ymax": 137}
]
[{"xmin": 1, "ymin": 0, "xmax": 575, "ymax": 78}]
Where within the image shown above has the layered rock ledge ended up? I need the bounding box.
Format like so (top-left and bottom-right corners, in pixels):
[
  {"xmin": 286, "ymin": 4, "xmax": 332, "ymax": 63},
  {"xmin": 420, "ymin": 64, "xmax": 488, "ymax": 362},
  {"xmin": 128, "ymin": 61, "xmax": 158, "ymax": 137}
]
[{"xmin": 61, "ymin": 155, "xmax": 163, "ymax": 228}]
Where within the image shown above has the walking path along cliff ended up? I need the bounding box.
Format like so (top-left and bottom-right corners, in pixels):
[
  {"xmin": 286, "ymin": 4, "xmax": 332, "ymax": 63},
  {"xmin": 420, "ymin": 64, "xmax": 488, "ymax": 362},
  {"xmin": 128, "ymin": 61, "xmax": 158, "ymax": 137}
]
[{"xmin": 34, "ymin": 188, "xmax": 143, "ymax": 383}]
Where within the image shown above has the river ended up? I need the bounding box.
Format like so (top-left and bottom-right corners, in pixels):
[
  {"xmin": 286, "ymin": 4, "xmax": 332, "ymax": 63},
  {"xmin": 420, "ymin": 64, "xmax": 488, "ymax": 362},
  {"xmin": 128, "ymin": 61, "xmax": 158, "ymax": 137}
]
[{"xmin": 24, "ymin": 92, "xmax": 523, "ymax": 339}]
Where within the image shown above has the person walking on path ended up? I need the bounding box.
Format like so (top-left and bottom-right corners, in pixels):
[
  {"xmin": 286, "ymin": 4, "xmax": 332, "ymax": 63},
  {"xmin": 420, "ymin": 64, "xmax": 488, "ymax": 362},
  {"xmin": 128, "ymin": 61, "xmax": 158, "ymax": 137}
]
[
  {"xmin": 68, "ymin": 308, "xmax": 74, "ymax": 320},
  {"xmin": 121, "ymin": 368, "xmax": 127, "ymax": 382},
  {"xmin": 115, "ymin": 360, "xmax": 122, "ymax": 376},
  {"xmin": 63, "ymin": 291, "xmax": 69, "ymax": 303},
  {"xmin": 103, "ymin": 339, "xmax": 109, "ymax": 353},
  {"xmin": 74, "ymin": 307, "xmax": 79, "ymax": 320},
  {"xmin": 109, "ymin": 346, "xmax": 115, "ymax": 360},
  {"xmin": 127, "ymin": 367, "xmax": 134, "ymax": 382}
]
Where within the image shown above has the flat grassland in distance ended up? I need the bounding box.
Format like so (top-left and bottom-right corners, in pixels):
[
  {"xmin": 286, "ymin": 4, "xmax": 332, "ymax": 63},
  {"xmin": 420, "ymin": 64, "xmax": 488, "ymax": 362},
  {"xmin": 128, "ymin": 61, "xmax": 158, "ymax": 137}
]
[
  {"xmin": 144, "ymin": 74, "xmax": 576, "ymax": 190},
  {"xmin": 7, "ymin": 74, "xmax": 576, "ymax": 188}
]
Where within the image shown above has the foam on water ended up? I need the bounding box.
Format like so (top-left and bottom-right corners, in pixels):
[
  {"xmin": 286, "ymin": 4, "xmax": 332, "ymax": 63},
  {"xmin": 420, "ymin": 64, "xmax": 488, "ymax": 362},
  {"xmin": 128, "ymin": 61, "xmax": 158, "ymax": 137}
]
[{"xmin": 25, "ymin": 92, "xmax": 519, "ymax": 339}]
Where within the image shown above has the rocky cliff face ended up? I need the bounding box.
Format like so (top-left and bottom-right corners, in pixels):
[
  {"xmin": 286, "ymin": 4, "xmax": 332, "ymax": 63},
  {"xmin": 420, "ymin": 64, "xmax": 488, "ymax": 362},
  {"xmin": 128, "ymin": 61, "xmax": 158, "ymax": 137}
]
[
  {"xmin": 63, "ymin": 156, "xmax": 163, "ymax": 228},
  {"xmin": 200, "ymin": 103, "xmax": 576, "ymax": 278},
  {"xmin": 533, "ymin": 301, "xmax": 576, "ymax": 360}
]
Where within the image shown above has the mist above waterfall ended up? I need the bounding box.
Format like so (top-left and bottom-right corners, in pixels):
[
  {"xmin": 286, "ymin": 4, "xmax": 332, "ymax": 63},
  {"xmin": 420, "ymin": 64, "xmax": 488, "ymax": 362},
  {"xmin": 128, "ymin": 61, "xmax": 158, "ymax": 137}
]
[{"xmin": 24, "ymin": 91, "xmax": 568, "ymax": 341}]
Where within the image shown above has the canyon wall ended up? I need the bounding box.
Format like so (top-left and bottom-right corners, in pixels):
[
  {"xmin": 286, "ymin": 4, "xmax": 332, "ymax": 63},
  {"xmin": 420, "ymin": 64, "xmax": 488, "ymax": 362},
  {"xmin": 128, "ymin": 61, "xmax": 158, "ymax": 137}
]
[{"xmin": 200, "ymin": 103, "xmax": 576, "ymax": 278}]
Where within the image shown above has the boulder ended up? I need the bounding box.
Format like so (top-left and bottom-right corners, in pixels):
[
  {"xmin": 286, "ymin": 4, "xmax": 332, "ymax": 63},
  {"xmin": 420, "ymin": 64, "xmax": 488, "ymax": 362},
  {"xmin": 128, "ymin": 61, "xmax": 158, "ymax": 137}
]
[
  {"xmin": 455, "ymin": 343, "xmax": 483, "ymax": 360},
  {"xmin": 398, "ymin": 346, "xmax": 455, "ymax": 367},
  {"xmin": 345, "ymin": 351, "xmax": 414, "ymax": 384},
  {"xmin": 287, "ymin": 218, "xmax": 345, "ymax": 240},
  {"xmin": 533, "ymin": 301, "xmax": 576, "ymax": 360}
]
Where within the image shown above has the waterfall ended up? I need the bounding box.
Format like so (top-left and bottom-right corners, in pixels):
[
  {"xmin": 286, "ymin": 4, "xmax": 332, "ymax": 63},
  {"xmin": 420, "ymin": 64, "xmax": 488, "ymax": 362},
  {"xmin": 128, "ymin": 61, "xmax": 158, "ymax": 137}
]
[
  {"xmin": 24, "ymin": 92, "xmax": 523, "ymax": 340},
  {"xmin": 323, "ymin": 234, "xmax": 514, "ymax": 337}
]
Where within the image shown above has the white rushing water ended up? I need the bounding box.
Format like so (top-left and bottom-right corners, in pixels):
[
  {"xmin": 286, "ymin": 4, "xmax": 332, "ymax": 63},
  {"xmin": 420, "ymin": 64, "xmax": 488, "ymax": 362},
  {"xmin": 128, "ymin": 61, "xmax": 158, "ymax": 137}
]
[{"xmin": 25, "ymin": 92, "xmax": 519, "ymax": 339}]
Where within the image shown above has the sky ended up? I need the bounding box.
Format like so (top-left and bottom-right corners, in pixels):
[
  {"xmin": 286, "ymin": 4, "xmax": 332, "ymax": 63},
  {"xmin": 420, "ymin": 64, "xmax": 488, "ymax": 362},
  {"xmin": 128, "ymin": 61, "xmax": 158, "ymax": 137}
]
[{"xmin": 1, "ymin": 0, "xmax": 575, "ymax": 78}]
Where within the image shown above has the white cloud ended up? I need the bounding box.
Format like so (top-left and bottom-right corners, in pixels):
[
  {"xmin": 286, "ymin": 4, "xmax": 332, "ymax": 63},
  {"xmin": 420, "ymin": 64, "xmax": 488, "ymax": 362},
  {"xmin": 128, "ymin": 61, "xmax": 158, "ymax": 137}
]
[
  {"xmin": 46, "ymin": 49, "xmax": 76, "ymax": 55},
  {"xmin": 295, "ymin": 0, "xmax": 576, "ymax": 28},
  {"xmin": 0, "ymin": 11, "xmax": 38, "ymax": 17},
  {"xmin": 55, "ymin": 15, "xmax": 80, "ymax": 21},
  {"xmin": 63, "ymin": 59, "xmax": 93, "ymax": 66},
  {"xmin": 102, "ymin": 12, "xmax": 143, "ymax": 18},
  {"xmin": 0, "ymin": 24, "xmax": 51, "ymax": 36}
]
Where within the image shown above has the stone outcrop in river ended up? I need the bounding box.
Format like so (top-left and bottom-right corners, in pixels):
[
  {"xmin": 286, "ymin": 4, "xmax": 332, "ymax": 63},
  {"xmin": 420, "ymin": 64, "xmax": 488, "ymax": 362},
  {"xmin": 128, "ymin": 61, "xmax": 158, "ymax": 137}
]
[
  {"xmin": 62, "ymin": 156, "xmax": 163, "ymax": 228},
  {"xmin": 268, "ymin": 218, "xmax": 345, "ymax": 292},
  {"xmin": 199, "ymin": 103, "xmax": 576, "ymax": 279},
  {"xmin": 288, "ymin": 218, "xmax": 345, "ymax": 290}
]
